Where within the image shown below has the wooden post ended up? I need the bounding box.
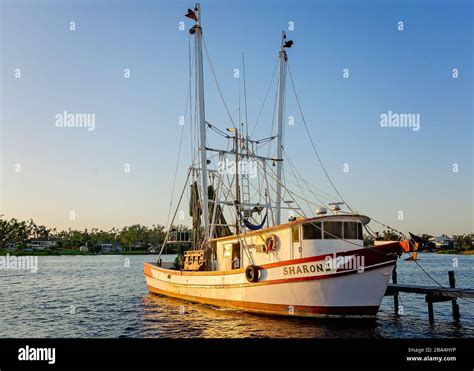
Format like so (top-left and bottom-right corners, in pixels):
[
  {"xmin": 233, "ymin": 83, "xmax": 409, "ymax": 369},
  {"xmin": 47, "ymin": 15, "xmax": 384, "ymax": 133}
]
[
  {"xmin": 392, "ymin": 265, "xmax": 399, "ymax": 315},
  {"xmin": 448, "ymin": 271, "xmax": 460, "ymax": 321},
  {"xmin": 426, "ymin": 295, "xmax": 434, "ymax": 323}
]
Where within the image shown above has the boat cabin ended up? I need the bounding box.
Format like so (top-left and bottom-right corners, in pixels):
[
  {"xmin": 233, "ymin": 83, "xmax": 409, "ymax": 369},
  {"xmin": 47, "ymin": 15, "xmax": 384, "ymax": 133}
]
[{"xmin": 185, "ymin": 214, "xmax": 370, "ymax": 272}]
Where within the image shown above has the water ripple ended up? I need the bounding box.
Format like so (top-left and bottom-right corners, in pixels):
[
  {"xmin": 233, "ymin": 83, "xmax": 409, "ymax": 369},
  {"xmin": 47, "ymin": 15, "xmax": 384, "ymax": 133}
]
[{"xmin": 0, "ymin": 254, "xmax": 472, "ymax": 338}]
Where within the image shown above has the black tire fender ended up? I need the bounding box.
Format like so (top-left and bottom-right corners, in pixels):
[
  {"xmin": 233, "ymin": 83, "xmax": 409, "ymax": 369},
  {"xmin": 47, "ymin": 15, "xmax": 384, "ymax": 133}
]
[{"xmin": 245, "ymin": 265, "xmax": 260, "ymax": 283}]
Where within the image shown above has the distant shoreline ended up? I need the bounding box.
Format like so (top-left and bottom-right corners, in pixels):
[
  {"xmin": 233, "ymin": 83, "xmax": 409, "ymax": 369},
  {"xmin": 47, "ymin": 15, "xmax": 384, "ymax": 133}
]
[
  {"xmin": 0, "ymin": 249, "xmax": 158, "ymax": 256},
  {"xmin": 435, "ymin": 249, "xmax": 474, "ymax": 255},
  {"xmin": 1, "ymin": 249, "xmax": 472, "ymax": 257}
]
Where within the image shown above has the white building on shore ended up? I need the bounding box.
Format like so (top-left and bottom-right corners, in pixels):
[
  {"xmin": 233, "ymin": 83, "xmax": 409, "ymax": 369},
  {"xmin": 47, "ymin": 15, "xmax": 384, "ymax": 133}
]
[{"xmin": 429, "ymin": 234, "xmax": 453, "ymax": 249}]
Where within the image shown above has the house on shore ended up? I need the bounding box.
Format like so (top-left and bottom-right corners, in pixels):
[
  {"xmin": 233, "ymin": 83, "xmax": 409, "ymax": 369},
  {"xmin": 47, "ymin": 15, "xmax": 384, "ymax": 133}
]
[
  {"xmin": 429, "ymin": 234, "xmax": 453, "ymax": 249},
  {"xmin": 26, "ymin": 240, "xmax": 58, "ymax": 251},
  {"xmin": 99, "ymin": 242, "xmax": 122, "ymax": 253}
]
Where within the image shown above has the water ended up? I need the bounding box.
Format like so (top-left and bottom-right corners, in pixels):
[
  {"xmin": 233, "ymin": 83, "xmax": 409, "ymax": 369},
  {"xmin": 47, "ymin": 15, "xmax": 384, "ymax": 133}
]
[{"xmin": 1, "ymin": 253, "xmax": 473, "ymax": 338}]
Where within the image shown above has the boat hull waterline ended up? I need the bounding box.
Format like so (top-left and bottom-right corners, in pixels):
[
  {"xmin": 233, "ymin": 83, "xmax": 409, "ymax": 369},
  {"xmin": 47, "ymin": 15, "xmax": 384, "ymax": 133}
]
[{"xmin": 144, "ymin": 243, "xmax": 400, "ymax": 317}]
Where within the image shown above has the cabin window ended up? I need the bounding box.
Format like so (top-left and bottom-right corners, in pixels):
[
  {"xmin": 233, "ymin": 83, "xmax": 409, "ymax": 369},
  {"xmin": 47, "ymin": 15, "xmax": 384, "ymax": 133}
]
[
  {"xmin": 302, "ymin": 222, "xmax": 322, "ymax": 240},
  {"xmin": 323, "ymin": 221, "xmax": 343, "ymax": 239},
  {"xmin": 358, "ymin": 223, "xmax": 363, "ymax": 240},
  {"xmin": 292, "ymin": 226, "xmax": 300, "ymax": 243},
  {"xmin": 343, "ymin": 222, "xmax": 358, "ymax": 239}
]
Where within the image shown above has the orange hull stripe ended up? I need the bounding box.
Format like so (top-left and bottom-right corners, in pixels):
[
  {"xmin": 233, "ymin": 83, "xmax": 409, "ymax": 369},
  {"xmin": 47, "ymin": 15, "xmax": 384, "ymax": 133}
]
[
  {"xmin": 144, "ymin": 263, "xmax": 245, "ymax": 276},
  {"xmin": 144, "ymin": 243, "xmax": 399, "ymax": 277},
  {"xmin": 145, "ymin": 260, "xmax": 395, "ymax": 288}
]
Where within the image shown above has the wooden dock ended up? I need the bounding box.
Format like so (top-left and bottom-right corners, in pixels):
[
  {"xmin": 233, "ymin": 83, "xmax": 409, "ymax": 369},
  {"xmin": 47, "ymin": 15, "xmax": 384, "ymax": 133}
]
[{"xmin": 384, "ymin": 269, "xmax": 474, "ymax": 322}]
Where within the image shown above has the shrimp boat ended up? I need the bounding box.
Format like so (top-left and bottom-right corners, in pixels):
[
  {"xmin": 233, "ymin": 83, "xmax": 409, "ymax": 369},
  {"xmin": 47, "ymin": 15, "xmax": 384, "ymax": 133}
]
[{"xmin": 144, "ymin": 3, "xmax": 404, "ymax": 317}]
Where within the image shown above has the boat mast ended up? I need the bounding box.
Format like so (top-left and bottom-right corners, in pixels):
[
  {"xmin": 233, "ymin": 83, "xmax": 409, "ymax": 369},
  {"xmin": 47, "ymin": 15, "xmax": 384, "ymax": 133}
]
[
  {"xmin": 231, "ymin": 128, "xmax": 240, "ymax": 234},
  {"xmin": 188, "ymin": 4, "xmax": 210, "ymax": 245},
  {"xmin": 275, "ymin": 31, "xmax": 288, "ymax": 226}
]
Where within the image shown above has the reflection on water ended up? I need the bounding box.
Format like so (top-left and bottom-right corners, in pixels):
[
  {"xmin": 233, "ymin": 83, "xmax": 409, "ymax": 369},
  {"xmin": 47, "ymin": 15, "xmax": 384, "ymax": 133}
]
[
  {"xmin": 0, "ymin": 253, "xmax": 473, "ymax": 338},
  {"xmin": 139, "ymin": 293, "xmax": 380, "ymax": 338}
]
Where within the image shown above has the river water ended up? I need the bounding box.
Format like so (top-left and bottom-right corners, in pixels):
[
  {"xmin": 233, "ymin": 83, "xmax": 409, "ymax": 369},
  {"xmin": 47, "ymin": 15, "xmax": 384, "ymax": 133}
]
[{"xmin": 1, "ymin": 253, "xmax": 473, "ymax": 338}]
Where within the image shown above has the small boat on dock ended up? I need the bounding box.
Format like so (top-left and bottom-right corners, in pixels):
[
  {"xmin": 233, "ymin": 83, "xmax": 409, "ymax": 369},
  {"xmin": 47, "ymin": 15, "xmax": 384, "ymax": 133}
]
[{"xmin": 144, "ymin": 3, "xmax": 404, "ymax": 317}]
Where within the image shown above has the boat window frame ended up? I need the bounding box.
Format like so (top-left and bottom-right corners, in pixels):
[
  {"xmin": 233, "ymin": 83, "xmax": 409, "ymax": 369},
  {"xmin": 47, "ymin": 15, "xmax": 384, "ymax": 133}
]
[
  {"xmin": 302, "ymin": 222, "xmax": 322, "ymax": 240},
  {"xmin": 323, "ymin": 221, "xmax": 343, "ymax": 240},
  {"xmin": 343, "ymin": 221, "xmax": 358, "ymax": 240}
]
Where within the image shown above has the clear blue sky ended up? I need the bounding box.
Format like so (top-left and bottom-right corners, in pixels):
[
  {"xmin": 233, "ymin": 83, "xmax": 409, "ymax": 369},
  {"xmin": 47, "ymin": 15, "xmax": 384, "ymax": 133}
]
[{"xmin": 1, "ymin": 0, "xmax": 472, "ymax": 236}]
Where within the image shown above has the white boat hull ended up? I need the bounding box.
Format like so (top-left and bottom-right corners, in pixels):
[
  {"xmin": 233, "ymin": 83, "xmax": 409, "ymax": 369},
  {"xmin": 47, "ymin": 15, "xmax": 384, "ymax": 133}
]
[{"xmin": 144, "ymin": 244, "xmax": 399, "ymax": 317}]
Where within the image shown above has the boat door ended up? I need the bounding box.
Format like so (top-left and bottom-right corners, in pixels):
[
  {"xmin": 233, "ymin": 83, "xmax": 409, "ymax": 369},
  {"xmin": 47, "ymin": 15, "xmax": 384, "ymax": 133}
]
[
  {"xmin": 291, "ymin": 226, "xmax": 302, "ymax": 259},
  {"xmin": 223, "ymin": 242, "xmax": 241, "ymax": 270}
]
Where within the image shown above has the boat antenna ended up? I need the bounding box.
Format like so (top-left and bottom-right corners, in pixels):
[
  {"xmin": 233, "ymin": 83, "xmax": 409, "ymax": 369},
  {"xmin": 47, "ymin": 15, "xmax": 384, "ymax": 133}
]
[{"xmin": 275, "ymin": 31, "xmax": 293, "ymax": 225}]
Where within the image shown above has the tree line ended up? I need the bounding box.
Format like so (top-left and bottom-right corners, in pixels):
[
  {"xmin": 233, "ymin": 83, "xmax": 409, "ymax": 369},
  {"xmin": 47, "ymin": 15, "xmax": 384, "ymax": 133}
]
[{"xmin": 0, "ymin": 218, "xmax": 190, "ymax": 251}]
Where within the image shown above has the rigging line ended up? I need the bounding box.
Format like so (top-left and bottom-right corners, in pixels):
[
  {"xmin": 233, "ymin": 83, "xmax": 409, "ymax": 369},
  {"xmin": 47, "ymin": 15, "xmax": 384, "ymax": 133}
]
[
  {"xmin": 287, "ymin": 63, "xmax": 355, "ymax": 213},
  {"xmin": 166, "ymin": 46, "xmax": 193, "ymax": 228},
  {"xmin": 255, "ymin": 160, "xmax": 303, "ymax": 213},
  {"xmin": 208, "ymin": 170, "xmax": 222, "ymax": 241},
  {"xmin": 267, "ymin": 73, "xmax": 280, "ymax": 159},
  {"xmin": 262, "ymin": 161, "xmax": 275, "ymax": 226},
  {"xmin": 251, "ymin": 58, "xmax": 279, "ymax": 137},
  {"xmin": 165, "ymin": 123, "xmax": 186, "ymax": 228},
  {"xmin": 283, "ymin": 153, "xmax": 313, "ymax": 215},
  {"xmin": 283, "ymin": 148, "xmax": 332, "ymax": 207},
  {"xmin": 368, "ymin": 217, "xmax": 408, "ymax": 239},
  {"xmin": 258, "ymin": 159, "xmax": 391, "ymax": 254},
  {"xmin": 252, "ymin": 135, "xmax": 277, "ymax": 144},
  {"xmin": 367, "ymin": 219, "xmax": 474, "ymax": 304},
  {"xmin": 202, "ymin": 36, "xmax": 236, "ymax": 128},
  {"xmin": 260, "ymin": 157, "xmax": 325, "ymax": 210},
  {"xmin": 215, "ymin": 178, "xmax": 256, "ymax": 264},
  {"xmin": 406, "ymin": 253, "xmax": 474, "ymax": 304},
  {"xmin": 157, "ymin": 159, "xmax": 195, "ymax": 262},
  {"xmin": 282, "ymin": 150, "xmax": 340, "ymax": 202},
  {"xmin": 363, "ymin": 224, "xmax": 378, "ymax": 239},
  {"xmin": 207, "ymin": 122, "xmax": 230, "ymax": 138},
  {"xmin": 257, "ymin": 163, "xmax": 278, "ymax": 196}
]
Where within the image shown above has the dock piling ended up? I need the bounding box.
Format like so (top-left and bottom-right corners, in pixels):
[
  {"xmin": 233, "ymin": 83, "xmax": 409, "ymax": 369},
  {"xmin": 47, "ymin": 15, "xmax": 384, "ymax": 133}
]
[
  {"xmin": 448, "ymin": 271, "xmax": 460, "ymax": 321},
  {"xmin": 385, "ymin": 269, "xmax": 472, "ymax": 323},
  {"xmin": 427, "ymin": 297, "xmax": 434, "ymax": 323},
  {"xmin": 392, "ymin": 266, "xmax": 399, "ymax": 315}
]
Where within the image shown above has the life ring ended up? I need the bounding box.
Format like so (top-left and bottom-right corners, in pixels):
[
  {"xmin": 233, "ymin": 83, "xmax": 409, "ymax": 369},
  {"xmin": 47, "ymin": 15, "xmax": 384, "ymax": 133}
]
[
  {"xmin": 245, "ymin": 265, "xmax": 260, "ymax": 282},
  {"xmin": 264, "ymin": 234, "xmax": 278, "ymax": 253}
]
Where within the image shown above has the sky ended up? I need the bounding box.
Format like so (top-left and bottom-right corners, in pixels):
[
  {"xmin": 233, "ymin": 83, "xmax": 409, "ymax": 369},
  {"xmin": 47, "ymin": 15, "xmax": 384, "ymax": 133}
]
[{"xmin": 0, "ymin": 0, "xmax": 472, "ymax": 236}]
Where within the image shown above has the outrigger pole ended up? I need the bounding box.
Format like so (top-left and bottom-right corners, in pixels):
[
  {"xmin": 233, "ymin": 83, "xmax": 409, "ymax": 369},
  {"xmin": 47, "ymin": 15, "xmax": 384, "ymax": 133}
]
[
  {"xmin": 275, "ymin": 31, "xmax": 292, "ymax": 225},
  {"xmin": 187, "ymin": 4, "xmax": 210, "ymax": 245}
]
